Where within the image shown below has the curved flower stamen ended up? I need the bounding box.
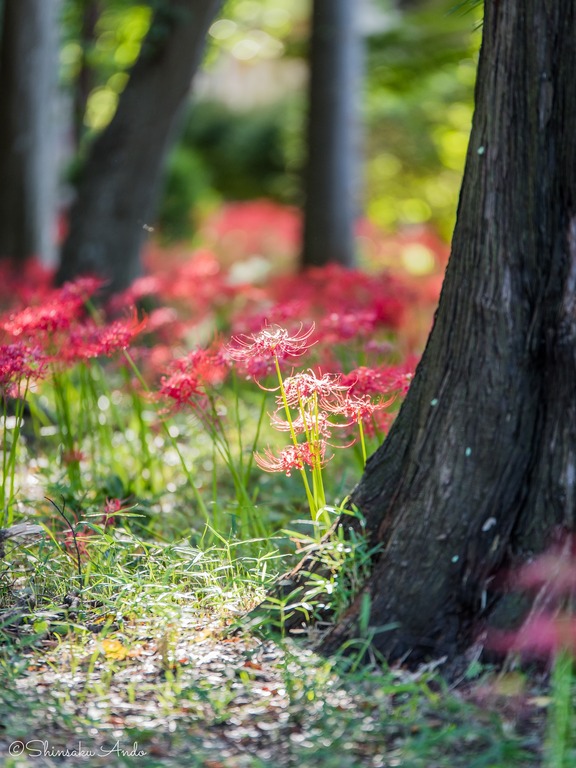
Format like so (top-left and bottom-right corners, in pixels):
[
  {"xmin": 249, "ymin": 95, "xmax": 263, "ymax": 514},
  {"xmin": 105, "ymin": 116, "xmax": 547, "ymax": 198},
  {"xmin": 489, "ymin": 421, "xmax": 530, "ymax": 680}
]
[
  {"xmin": 254, "ymin": 441, "xmax": 326, "ymax": 477},
  {"xmin": 226, "ymin": 322, "xmax": 316, "ymax": 366}
]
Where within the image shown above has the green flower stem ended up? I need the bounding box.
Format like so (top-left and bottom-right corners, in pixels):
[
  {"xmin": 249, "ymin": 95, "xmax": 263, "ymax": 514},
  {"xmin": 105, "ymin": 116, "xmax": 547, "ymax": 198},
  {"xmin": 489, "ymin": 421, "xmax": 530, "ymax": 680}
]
[
  {"xmin": 203, "ymin": 404, "xmax": 268, "ymax": 540},
  {"xmin": 358, "ymin": 417, "xmax": 367, "ymax": 467},
  {"xmin": 273, "ymin": 356, "xmax": 316, "ymax": 520}
]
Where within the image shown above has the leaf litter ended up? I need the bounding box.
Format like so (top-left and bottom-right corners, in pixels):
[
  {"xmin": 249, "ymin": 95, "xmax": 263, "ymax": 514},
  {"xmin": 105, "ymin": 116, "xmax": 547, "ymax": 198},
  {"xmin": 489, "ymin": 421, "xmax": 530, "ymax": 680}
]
[{"xmin": 0, "ymin": 598, "xmax": 546, "ymax": 768}]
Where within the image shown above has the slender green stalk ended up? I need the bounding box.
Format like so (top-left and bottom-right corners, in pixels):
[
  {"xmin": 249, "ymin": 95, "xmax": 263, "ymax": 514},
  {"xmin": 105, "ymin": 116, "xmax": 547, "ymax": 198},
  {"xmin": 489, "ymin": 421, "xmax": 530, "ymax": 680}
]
[
  {"xmin": 358, "ymin": 418, "xmax": 367, "ymax": 467},
  {"xmin": 245, "ymin": 390, "xmax": 268, "ymax": 483},
  {"xmin": 273, "ymin": 356, "xmax": 316, "ymax": 519},
  {"xmin": 201, "ymin": 395, "xmax": 268, "ymax": 540}
]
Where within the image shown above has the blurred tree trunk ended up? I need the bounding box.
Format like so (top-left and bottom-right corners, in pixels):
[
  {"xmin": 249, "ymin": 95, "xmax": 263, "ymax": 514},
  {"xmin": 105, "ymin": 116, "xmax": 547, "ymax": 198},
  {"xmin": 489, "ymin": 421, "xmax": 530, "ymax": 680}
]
[
  {"xmin": 56, "ymin": 0, "xmax": 222, "ymax": 294},
  {"xmin": 301, "ymin": 0, "xmax": 362, "ymax": 268},
  {"xmin": 317, "ymin": 0, "xmax": 576, "ymax": 665},
  {"xmin": 0, "ymin": 0, "xmax": 60, "ymax": 265},
  {"xmin": 73, "ymin": 0, "xmax": 101, "ymax": 149}
]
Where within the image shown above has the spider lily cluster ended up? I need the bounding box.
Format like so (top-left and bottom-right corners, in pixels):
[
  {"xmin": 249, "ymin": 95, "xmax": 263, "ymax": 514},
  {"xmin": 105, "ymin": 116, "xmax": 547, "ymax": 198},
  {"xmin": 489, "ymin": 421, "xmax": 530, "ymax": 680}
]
[
  {"xmin": 225, "ymin": 323, "xmax": 394, "ymax": 529},
  {"xmin": 0, "ymin": 207, "xmax": 434, "ymax": 546}
]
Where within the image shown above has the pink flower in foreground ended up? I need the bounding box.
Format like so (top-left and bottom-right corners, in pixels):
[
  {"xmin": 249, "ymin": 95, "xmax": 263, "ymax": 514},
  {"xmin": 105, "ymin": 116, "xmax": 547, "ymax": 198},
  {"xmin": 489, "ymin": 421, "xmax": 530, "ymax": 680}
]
[
  {"xmin": 270, "ymin": 409, "xmax": 335, "ymax": 438},
  {"xmin": 280, "ymin": 370, "xmax": 347, "ymax": 410},
  {"xmin": 488, "ymin": 614, "xmax": 576, "ymax": 658},
  {"xmin": 512, "ymin": 537, "xmax": 576, "ymax": 596},
  {"xmin": 227, "ymin": 323, "xmax": 315, "ymax": 367},
  {"xmin": 341, "ymin": 360, "xmax": 416, "ymax": 397},
  {"xmin": 254, "ymin": 441, "xmax": 326, "ymax": 477},
  {"xmin": 487, "ymin": 535, "xmax": 576, "ymax": 659}
]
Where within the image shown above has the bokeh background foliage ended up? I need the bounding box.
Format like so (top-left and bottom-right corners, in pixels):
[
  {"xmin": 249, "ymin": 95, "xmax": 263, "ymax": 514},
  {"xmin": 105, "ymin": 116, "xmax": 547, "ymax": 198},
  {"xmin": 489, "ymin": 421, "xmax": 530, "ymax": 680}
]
[{"xmin": 58, "ymin": 0, "xmax": 481, "ymax": 245}]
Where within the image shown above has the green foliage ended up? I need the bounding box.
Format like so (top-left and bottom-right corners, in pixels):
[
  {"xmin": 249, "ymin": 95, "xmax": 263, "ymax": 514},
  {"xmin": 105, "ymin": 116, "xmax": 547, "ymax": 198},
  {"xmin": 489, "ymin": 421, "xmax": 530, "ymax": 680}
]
[
  {"xmin": 450, "ymin": 0, "xmax": 484, "ymax": 12},
  {"xmin": 158, "ymin": 99, "xmax": 298, "ymax": 239},
  {"xmin": 59, "ymin": 0, "xmax": 482, "ymax": 242},
  {"xmin": 365, "ymin": 0, "xmax": 481, "ymax": 237},
  {"xmin": 157, "ymin": 145, "xmax": 214, "ymax": 241},
  {"xmin": 184, "ymin": 99, "xmax": 295, "ymax": 201},
  {"xmin": 60, "ymin": 0, "xmax": 152, "ymax": 133},
  {"xmin": 0, "ymin": 532, "xmax": 543, "ymax": 766},
  {"xmin": 208, "ymin": 0, "xmax": 309, "ymax": 62}
]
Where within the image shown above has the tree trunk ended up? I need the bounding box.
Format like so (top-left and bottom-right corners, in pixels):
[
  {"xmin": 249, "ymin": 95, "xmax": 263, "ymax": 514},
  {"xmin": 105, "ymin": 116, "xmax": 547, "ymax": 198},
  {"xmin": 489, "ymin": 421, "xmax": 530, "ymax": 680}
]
[
  {"xmin": 313, "ymin": 0, "xmax": 576, "ymax": 664},
  {"xmin": 300, "ymin": 0, "xmax": 361, "ymax": 269},
  {"xmin": 56, "ymin": 0, "xmax": 222, "ymax": 295},
  {"xmin": 73, "ymin": 0, "xmax": 101, "ymax": 149},
  {"xmin": 0, "ymin": 0, "xmax": 60, "ymax": 265}
]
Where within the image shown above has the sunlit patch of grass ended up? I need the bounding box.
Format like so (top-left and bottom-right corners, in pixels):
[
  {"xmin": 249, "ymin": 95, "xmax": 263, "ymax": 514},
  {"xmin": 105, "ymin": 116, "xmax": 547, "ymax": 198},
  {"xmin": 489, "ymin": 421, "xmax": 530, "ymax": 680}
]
[{"xmin": 0, "ymin": 525, "xmax": 543, "ymax": 767}]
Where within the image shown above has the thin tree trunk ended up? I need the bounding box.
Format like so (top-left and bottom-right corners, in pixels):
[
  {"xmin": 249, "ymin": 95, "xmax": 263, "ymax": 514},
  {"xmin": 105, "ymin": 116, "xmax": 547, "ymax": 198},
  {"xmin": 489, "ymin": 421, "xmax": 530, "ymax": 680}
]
[
  {"xmin": 73, "ymin": 0, "xmax": 101, "ymax": 149},
  {"xmin": 314, "ymin": 0, "xmax": 576, "ymax": 665},
  {"xmin": 56, "ymin": 0, "xmax": 222, "ymax": 294},
  {"xmin": 300, "ymin": 0, "xmax": 361, "ymax": 269},
  {"xmin": 0, "ymin": 0, "xmax": 60, "ymax": 265}
]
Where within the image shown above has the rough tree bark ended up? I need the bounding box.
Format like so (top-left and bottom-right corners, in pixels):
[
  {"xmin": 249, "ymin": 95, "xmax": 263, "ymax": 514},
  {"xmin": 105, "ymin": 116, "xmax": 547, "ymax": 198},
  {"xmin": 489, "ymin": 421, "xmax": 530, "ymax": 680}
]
[
  {"xmin": 274, "ymin": 0, "xmax": 576, "ymax": 666},
  {"xmin": 300, "ymin": 0, "xmax": 361, "ymax": 268},
  {"xmin": 56, "ymin": 0, "xmax": 222, "ymax": 294},
  {"xmin": 0, "ymin": 0, "xmax": 60, "ymax": 265}
]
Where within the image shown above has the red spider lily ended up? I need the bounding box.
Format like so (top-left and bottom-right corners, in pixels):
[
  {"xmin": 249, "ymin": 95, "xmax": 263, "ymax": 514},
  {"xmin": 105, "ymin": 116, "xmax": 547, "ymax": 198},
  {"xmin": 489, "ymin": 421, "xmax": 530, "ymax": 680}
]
[
  {"xmin": 0, "ymin": 343, "xmax": 47, "ymax": 391},
  {"xmin": 146, "ymin": 307, "xmax": 181, "ymax": 334},
  {"xmin": 201, "ymin": 200, "xmax": 301, "ymax": 264},
  {"xmin": 381, "ymin": 359, "xmax": 417, "ymax": 394},
  {"xmin": 1, "ymin": 277, "xmax": 103, "ymax": 339},
  {"xmin": 232, "ymin": 354, "xmax": 277, "ymax": 379},
  {"xmin": 100, "ymin": 497, "xmax": 124, "ymax": 529},
  {"xmin": 340, "ymin": 366, "xmax": 391, "ymax": 397},
  {"xmin": 61, "ymin": 448, "xmax": 86, "ymax": 465},
  {"xmin": 270, "ymin": 409, "xmax": 336, "ymax": 438},
  {"xmin": 0, "ymin": 258, "xmax": 54, "ymax": 310},
  {"xmin": 159, "ymin": 368, "xmax": 204, "ymax": 407},
  {"xmin": 337, "ymin": 393, "xmax": 395, "ymax": 424},
  {"xmin": 319, "ymin": 310, "xmax": 377, "ymax": 342},
  {"xmin": 145, "ymin": 247, "xmax": 234, "ymax": 324},
  {"xmin": 64, "ymin": 530, "xmax": 90, "ymax": 560},
  {"xmin": 341, "ymin": 360, "xmax": 416, "ymax": 397},
  {"xmin": 279, "ymin": 370, "xmax": 348, "ymax": 410},
  {"xmin": 3, "ymin": 298, "xmax": 82, "ymax": 338},
  {"xmin": 254, "ymin": 440, "xmax": 326, "ymax": 477},
  {"xmin": 250, "ymin": 265, "xmax": 411, "ymax": 332},
  {"xmin": 159, "ymin": 348, "xmax": 226, "ymax": 409},
  {"xmin": 63, "ymin": 311, "xmax": 147, "ymax": 362},
  {"xmin": 59, "ymin": 276, "xmax": 104, "ymax": 303},
  {"xmin": 362, "ymin": 409, "xmax": 396, "ymax": 437},
  {"xmin": 108, "ymin": 274, "xmax": 164, "ymax": 311},
  {"xmin": 227, "ymin": 323, "xmax": 316, "ymax": 368}
]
